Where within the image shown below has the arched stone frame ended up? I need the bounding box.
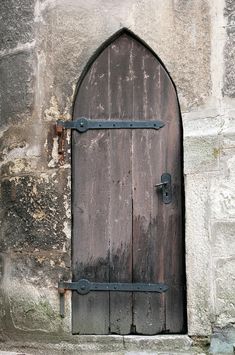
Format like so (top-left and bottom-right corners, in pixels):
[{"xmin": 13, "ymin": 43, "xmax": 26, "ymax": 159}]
[{"xmin": 61, "ymin": 27, "xmax": 214, "ymax": 337}]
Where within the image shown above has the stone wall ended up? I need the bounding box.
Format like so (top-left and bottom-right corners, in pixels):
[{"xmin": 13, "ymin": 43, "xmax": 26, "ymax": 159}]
[{"xmin": 0, "ymin": 0, "xmax": 234, "ymax": 349}]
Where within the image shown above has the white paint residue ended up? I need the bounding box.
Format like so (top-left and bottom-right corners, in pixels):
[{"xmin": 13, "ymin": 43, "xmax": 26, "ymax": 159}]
[
  {"xmin": 64, "ymin": 198, "xmax": 71, "ymax": 219},
  {"xmin": 63, "ymin": 221, "xmax": 71, "ymax": 239},
  {"xmin": 144, "ymin": 71, "xmax": 150, "ymax": 79},
  {"xmin": 97, "ymin": 103, "xmax": 104, "ymax": 111},
  {"xmin": 0, "ymin": 41, "xmax": 36, "ymax": 58},
  {"xmin": 48, "ymin": 137, "xmax": 59, "ymax": 167},
  {"xmin": 44, "ymin": 96, "xmax": 61, "ymax": 121}
]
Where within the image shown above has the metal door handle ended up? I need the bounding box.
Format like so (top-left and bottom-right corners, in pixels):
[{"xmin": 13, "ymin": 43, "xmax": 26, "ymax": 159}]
[
  {"xmin": 155, "ymin": 173, "xmax": 172, "ymax": 204},
  {"xmin": 155, "ymin": 182, "xmax": 167, "ymax": 188}
]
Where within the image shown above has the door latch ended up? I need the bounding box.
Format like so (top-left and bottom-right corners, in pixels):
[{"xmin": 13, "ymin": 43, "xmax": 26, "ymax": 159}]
[{"xmin": 155, "ymin": 173, "xmax": 172, "ymax": 204}]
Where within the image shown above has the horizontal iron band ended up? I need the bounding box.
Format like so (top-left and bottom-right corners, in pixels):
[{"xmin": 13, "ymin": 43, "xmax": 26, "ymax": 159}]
[
  {"xmin": 58, "ymin": 279, "xmax": 168, "ymax": 295},
  {"xmin": 57, "ymin": 117, "xmax": 164, "ymax": 133}
]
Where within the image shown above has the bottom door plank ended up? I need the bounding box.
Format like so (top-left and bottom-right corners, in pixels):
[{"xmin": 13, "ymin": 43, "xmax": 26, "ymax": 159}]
[
  {"xmin": 109, "ymin": 130, "xmax": 133, "ymax": 334},
  {"xmin": 72, "ymin": 131, "xmax": 110, "ymax": 334},
  {"xmin": 72, "ymin": 292, "xmax": 109, "ymax": 334}
]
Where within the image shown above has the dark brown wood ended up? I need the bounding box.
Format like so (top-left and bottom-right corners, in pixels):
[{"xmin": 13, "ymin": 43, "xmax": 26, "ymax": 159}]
[
  {"xmin": 72, "ymin": 32, "xmax": 186, "ymax": 335},
  {"xmin": 132, "ymin": 43, "xmax": 165, "ymax": 334},
  {"xmin": 72, "ymin": 47, "xmax": 110, "ymax": 334},
  {"xmin": 108, "ymin": 37, "xmax": 133, "ymax": 334}
]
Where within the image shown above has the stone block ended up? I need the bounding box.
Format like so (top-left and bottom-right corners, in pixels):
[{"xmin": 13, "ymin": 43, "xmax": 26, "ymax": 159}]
[
  {"xmin": 0, "ymin": 123, "xmax": 70, "ymax": 177},
  {"xmin": 214, "ymin": 257, "xmax": 235, "ymax": 326},
  {"xmin": 223, "ymin": 0, "xmax": 235, "ymax": 97},
  {"xmin": 123, "ymin": 335, "xmax": 192, "ymax": 351},
  {"xmin": 210, "ymin": 156, "xmax": 235, "ymax": 220},
  {"xmin": 223, "ymin": 35, "xmax": 235, "ymax": 98},
  {"xmin": 220, "ymin": 147, "xmax": 235, "ymax": 176},
  {"xmin": 210, "ymin": 325, "xmax": 235, "ymax": 354},
  {"xmin": 0, "ymin": 0, "xmax": 36, "ymax": 51},
  {"xmin": 224, "ymin": 0, "xmax": 235, "ymax": 17},
  {"xmin": 0, "ymin": 249, "xmax": 71, "ymax": 335},
  {"xmin": 0, "ymin": 171, "xmax": 71, "ymax": 252},
  {"xmin": 183, "ymin": 114, "xmax": 224, "ymax": 136},
  {"xmin": 0, "ymin": 336, "xmax": 125, "ymax": 353},
  {"xmin": 3, "ymin": 281, "xmax": 69, "ymax": 334},
  {"xmin": 222, "ymin": 117, "xmax": 235, "ymax": 149},
  {"xmin": 211, "ymin": 221, "xmax": 235, "ymax": 257},
  {"xmin": 0, "ymin": 52, "xmax": 35, "ymax": 127},
  {"xmin": 0, "ymin": 352, "xmax": 31, "ymax": 355},
  {"xmin": 184, "ymin": 135, "xmax": 220, "ymax": 174},
  {"xmin": 1, "ymin": 251, "xmax": 70, "ymax": 287},
  {"xmin": 185, "ymin": 174, "xmax": 212, "ymax": 335},
  {"xmin": 0, "ymin": 124, "xmax": 42, "ymax": 177}
]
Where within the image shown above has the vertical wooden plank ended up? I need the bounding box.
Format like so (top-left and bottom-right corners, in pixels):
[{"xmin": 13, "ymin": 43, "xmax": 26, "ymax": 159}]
[
  {"xmin": 109, "ymin": 35, "xmax": 133, "ymax": 334},
  {"xmin": 159, "ymin": 67, "xmax": 186, "ymax": 332},
  {"xmin": 132, "ymin": 40, "xmax": 165, "ymax": 334},
  {"xmin": 72, "ymin": 48, "xmax": 110, "ymax": 334}
]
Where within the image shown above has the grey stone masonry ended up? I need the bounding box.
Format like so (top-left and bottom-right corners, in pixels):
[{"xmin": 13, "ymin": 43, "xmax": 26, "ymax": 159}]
[
  {"xmin": 0, "ymin": 0, "xmax": 234, "ymax": 353},
  {"xmin": 0, "ymin": 0, "xmax": 36, "ymax": 52},
  {"xmin": 223, "ymin": 0, "xmax": 235, "ymax": 97}
]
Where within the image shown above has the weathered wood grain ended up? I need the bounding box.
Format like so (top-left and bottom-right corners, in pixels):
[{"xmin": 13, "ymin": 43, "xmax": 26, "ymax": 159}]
[
  {"xmin": 132, "ymin": 42, "xmax": 165, "ymax": 334},
  {"xmin": 108, "ymin": 37, "xmax": 133, "ymax": 335},
  {"xmin": 72, "ymin": 47, "xmax": 110, "ymax": 334}
]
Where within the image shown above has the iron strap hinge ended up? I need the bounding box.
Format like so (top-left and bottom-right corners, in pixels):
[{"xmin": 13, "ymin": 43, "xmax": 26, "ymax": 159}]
[
  {"xmin": 57, "ymin": 117, "xmax": 165, "ymax": 133},
  {"xmin": 59, "ymin": 278, "xmax": 168, "ymax": 294},
  {"xmin": 58, "ymin": 279, "xmax": 168, "ymax": 317}
]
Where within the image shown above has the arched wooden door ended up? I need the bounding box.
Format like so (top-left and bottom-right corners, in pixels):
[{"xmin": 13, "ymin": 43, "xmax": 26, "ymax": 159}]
[{"xmin": 72, "ymin": 31, "xmax": 186, "ymax": 335}]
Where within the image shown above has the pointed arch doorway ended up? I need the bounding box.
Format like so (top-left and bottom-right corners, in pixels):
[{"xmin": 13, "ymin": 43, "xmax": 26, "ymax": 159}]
[{"xmin": 72, "ymin": 30, "xmax": 186, "ymax": 335}]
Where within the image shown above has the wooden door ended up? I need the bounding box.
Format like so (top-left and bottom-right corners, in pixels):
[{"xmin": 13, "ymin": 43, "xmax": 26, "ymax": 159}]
[{"xmin": 72, "ymin": 32, "xmax": 186, "ymax": 335}]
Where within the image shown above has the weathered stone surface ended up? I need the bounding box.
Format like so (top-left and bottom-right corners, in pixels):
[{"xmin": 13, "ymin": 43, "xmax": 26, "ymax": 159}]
[
  {"xmin": 0, "ymin": 52, "xmax": 35, "ymax": 127},
  {"xmin": 0, "ymin": 282, "xmax": 68, "ymax": 333},
  {"xmin": 0, "ymin": 124, "xmax": 42, "ymax": 176},
  {"xmin": 0, "ymin": 250, "xmax": 71, "ymax": 334},
  {"xmin": 222, "ymin": 116, "xmax": 235, "ymax": 148},
  {"xmin": 0, "ymin": 334, "xmax": 208, "ymax": 355},
  {"xmin": 224, "ymin": 0, "xmax": 235, "ymax": 16},
  {"xmin": 185, "ymin": 174, "xmax": 212, "ymax": 335},
  {"xmin": 183, "ymin": 114, "xmax": 224, "ymax": 135},
  {"xmin": 223, "ymin": 0, "xmax": 235, "ymax": 97},
  {"xmin": 1, "ymin": 251, "xmax": 70, "ymax": 286},
  {"xmin": 38, "ymin": 0, "xmax": 211, "ymax": 119},
  {"xmin": 210, "ymin": 150, "xmax": 235, "ymax": 220},
  {"xmin": 210, "ymin": 325, "xmax": 235, "ymax": 354},
  {"xmin": 136, "ymin": 0, "xmax": 212, "ymax": 111},
  {"xmin": 184, "ymin": 135, "xmax": 220, "ymax": 174},
  {"xmin": 223, "ymin": 39, "xmax": 235, "ymax": 98},
  {"xmin": 0, "ymin": 0, "xmax": 36, "ymax": 52},
  {"xmin": 0, "ymin": 171, "xmax": 71, "ymax": 252},
  {"xmin": 211, "ymin": 221, "xmax": 235, "ymax": 257},
  {"xmin": 0, "ymin": 336, "xmax": 125, "ymax": 353},
  {"xmin": 183, "ymin": 113, "xmax": 224, "ymax": 173},
  {"xmin": 214, "ymin": 257, "xmax": 235, "ymax": 326},
  {"xmin": 0, "ymin": 123, "xmax": 70, "ymax": 176},
  {"xmin": 123, "ymin": 335, "xmax": 192, "ymax": 351}
]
